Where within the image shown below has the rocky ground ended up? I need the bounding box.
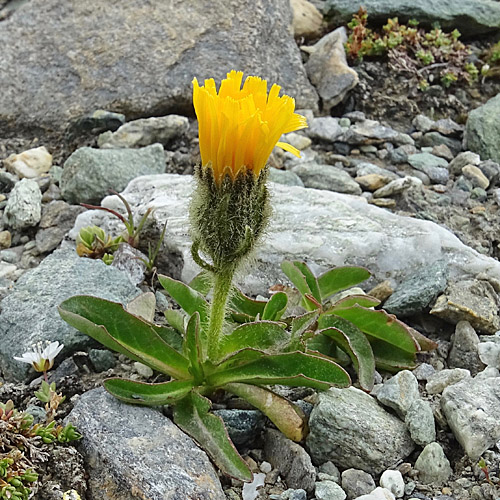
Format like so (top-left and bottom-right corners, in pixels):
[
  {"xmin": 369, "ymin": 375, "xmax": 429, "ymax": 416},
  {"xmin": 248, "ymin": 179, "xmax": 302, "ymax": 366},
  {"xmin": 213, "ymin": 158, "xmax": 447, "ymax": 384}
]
[{"xmin": 0, "ymin": 0, "xmax": 500, "ymax": 499}]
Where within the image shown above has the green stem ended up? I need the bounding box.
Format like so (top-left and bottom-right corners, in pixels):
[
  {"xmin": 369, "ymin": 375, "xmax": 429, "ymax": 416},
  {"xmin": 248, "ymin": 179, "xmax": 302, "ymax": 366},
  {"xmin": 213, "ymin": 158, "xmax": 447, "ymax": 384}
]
[{"xmin": 206, "ymin": 268, "xmax": 234, "ymax": 361}]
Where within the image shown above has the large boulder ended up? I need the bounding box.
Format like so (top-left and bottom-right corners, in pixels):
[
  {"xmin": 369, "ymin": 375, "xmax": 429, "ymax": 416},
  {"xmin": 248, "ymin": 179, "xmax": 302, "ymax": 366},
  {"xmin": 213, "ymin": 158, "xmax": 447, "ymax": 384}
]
[
  {"xmin": 71, "ymin": 174, "xmax": 500, "ymax": 297},
  {"xmin": 0, "ymin": 0, "xmax": 318, "ymax": 136},
  {"xmin": 465, "ymin": 94, "xmax": 500, "ymax": 163},
  {"xmin": 0, "ymin": 248, "xmax": 140, "ymax": 381},
  {"xmin": 323, "ymin": 0, "xmax": 500, "ymax": 36}
]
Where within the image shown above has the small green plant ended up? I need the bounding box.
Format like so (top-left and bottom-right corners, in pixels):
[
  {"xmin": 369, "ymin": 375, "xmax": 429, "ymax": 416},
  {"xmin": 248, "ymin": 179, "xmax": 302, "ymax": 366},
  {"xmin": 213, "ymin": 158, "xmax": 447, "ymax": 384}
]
[
  {"xmin": 76, "ymin": 225, "xmax": 122, "ymax": 263},
  {"xmin": 58, "ymin": 72, "xmax": 435, "ymax": 481},
  {"xmin": 440, "ymin": 71, "xmax": 458, "ymax": 88},
  {"xmin": 345, "ymin": 8, "xmax": 475, "ymax": 88}
]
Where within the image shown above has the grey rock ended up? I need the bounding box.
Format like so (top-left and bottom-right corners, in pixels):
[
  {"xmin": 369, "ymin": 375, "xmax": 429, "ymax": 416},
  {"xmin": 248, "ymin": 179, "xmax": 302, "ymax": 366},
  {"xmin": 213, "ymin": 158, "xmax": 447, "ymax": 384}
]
[
  {"xmin": 405, "ymin": 399, "xmax": 436, "ymax": 446},
  {"xmin": 389, "ymin": 144, "xmax": 418, "ymax": 164},
  {"xmin": 291, "ymin": 162, "xmax": 362, "ymax": 195},
  {"xmin": 414, "ymin": 443, "xmax": 452, "ymax": 484},
  {"xmin": 264, "ymin": 428, "xmax": 316, "ymax": 492},
  {"xmin": 412, "ymin": 363, "xmax": 436, "ymax": 381},
  {"xmin": 80, "ymin": 174, "xmax": 500, "ymax": 298},
  {"xmin": 430, "ymin": 279, "xmax": 500, "ymax": 334},
  {"xmin": 0, "ymin": 248, "xmax": 139, "ymax": 381},
  {"xmin": 442, "ymin": 376, "xmax": 500, "ymax": 459},
  {"xmin": 376, "ymin": 370, "xmax": 419, "ymax": 417},
  {"xmin": 462, "ymin": 165, "xmax": 490, "ymax": 189},
  {"xmin": 341, "ymin": 469, "xmax": 376, "ymax": 499},
  {"xmin": 326, "ymin": 0, "xmax": 500, "ymax": 36},
  {"xmin": 426, "ymin": 368, "xmax": 470, "ymax": 395},
  {"xmin": 355, "ymin": 162, "xmax": 399, "ymax": 180},
  {"xmin": 133, "ymin": 361, "xmax": 154, "ymax": 378},
  {"xmin": 407, "ymin": 153, "xmax": 449, "ymax": 184},
  {"xmin": 369, "ymin": 487, "xmax": 397, "ymax": 500},
  {"xmin": 432, "ymin": 118, "xmax": 463, "ymax": 137},
  {"xmin": 0, "ymin": 0, "xmax": 317, "ymax": 136},
  {"xmin": 372, "ymin": 177, "xmax": 421, "ymax": 199},
  {"xmin": 307, "ymin": 387, "xmax": 414, "ymax": 474},
  {"xmin": 318, "ymin": 461, "xmax": 341, "ymax": 483},
  {"xmin": 68, "ymin": 109, "xmax": 126, "ymax": 137},
  {"xmin": 379, "ymin": 470, "xmax": 404, "ymax": 498},
  {"xmin": 448, "ymin": 321, "xmax": 485, "ymax": 375},
  {"xmin": 88, "ymin": 349, "xmax": 116, "ymax": 372},
  {"xmin": 343, "ymin": 120, "xmax": 412, "ymax": 146},
  {"xmin": 478, "ymin": 159, "xmax": 500, "ymax": 186},
  {"xmin": 305, "ymin": 27, "xmax": 358, "ymax": 111},
  {"xmin": 448, "ymin": 151, "xmax": 481, "ymax": 176},
  {"xmin": 273, "ymin": 489, "xmax": 307, "ymax": 500},
  {"xmin": 383, "ymin": 260, "xmax": 448, "ymax": 316},
  {"xmin": 465, "ymin": 94, "xmax": 500, "ymax": 163},
  {"xmin": 111, "ymin": 243, "xmax": 147, "ymax": 286},
  {"xmin": 308, "ymin": 117, "xmax": 343, "ymax": 142},
  {"xmin": 35, "ymin": 201, "xmax": 85, "ymax": 253},
  {"xmin": 478, "ymin": 342, "xmax": 500, "ymax": 368},
  {"xmin": 315, "ymin": 480, "xmax": 347, "ymax": 500},
  {"xmin": 66, "ymin": 388, "xmax": 225, "ymax": 499},
  {"xmin": 269, "ymin": 168, "xmax": 305, "ymax": 187},
  {"xmin": 419, "ymin": 132, "xmax": 462, "ymax": 156},
  {"xmin": 474, "ymin": 366, "xmax": 500, "ymax": 380},
  {"xmin": 98, "ymin": 115, "xmax": 189, "ymax": 149},
  {"xmin": 412, "ymin": 115, "xmax": 434, "ymax": 133},
  {"xmin": 212, "ymin": 409, "xmax": 265, "ymax": 447},
  {"xmin": 470, "ymin": 186, "xmax": 487, "ymax": 201},
  {"xmin": 3, "ymin": 178, "xmax": 42, "ymax": 230},
  {"xmin": 61, "ymin": 144, "xmax": 165, "ymax": 204},
  {"xmin": 0, "ymin": 170, "xmax": 18, "ymax": 192}
]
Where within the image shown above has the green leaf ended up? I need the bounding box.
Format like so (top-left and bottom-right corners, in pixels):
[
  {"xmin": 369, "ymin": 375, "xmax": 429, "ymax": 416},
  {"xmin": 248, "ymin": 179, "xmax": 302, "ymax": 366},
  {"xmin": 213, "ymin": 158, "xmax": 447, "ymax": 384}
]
[
  {"xmin": 104, "ymin": 378, "xmax": 194, "ymax": 405},
  {"xmin": 158, "ymin": 275, "xmax": 208, "ymax": 324},
  {"xmin": 318, "ymin": 315, "xmax": 375, "ymax": 391},
  {"xmin": 207, "ymin": 352, "xmax": 351, "ymax": 390},
  {"xmin": 216, "ymin": 348, "xmax": 266, "ymax": 371},
  {"xmin": 292, "ymin": 261, "xmax": 321, "ymax": 303},
  {"xmin": 281, "ymin": 260, "xmax": 311, "ymax": 298},
  {"xmin": 151, "ymin": 324, "xmax": 183, "ymax": 352},
  {"xmin": 262, "ymin": 292, "xmax": 288, "ymax": 321},
  {"xmin": 59, "ymin": 296, "xmax": 190, "ymax": 379},
  {"xmin": 173, "ymin": 392, "xmax": 252, "ymax": 481},
  {"xmin": 164, "ymin": 309, "xmax": 186, "ymax": 334},
  {"xmin": 224, "ymin": 383, "xmax": 307, "ymax": 442},
  {"xmin": 318, "ymin": 266, "xmax": 371, "ymax": 300},
  {"xmin": 370, "ymin": 338, "xmax": 417, "ymax": 372},
  {"xmin": 408, "ymin": 327, "xmax": 438, "ymax": 352},
  {"xmin": 329, "ymin": 294, "xmax": 380, "ymax": 310},
  {"xmin": 229, "ymin": 288, "xmax": 266, "ymax": 318},
  {"xmin": 184, "ymin": 312, "xmax": 204, "ymax": 382},
  {"xmin": 332, "ymin": 305, "xmax": 419, "ymax": 354},
  {"xmin": 287, "ymin": 310, "xmax": 319, "ymax": 351},
  {"xmin": 219, "ymin": 321, "xmax": 290, "ymax": 356},
  {"xmin": 189, "ymin": 271, "xmax": 212, "ymax": 296}
]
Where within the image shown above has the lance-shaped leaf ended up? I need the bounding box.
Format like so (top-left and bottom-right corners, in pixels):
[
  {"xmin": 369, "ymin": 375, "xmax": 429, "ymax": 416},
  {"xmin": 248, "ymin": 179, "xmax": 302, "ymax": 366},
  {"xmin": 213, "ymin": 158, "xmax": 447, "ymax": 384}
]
[
  {"xmin": 318, "ymin": 266, "xmax": 371, "ymax": 300},
  {"xmin": 173, "ymin": 391, "xmax": 252, "ymax": 481},
  {"xmin": 189, "ymin": 271, "xmax": 212, "ymax": 296},
  {"xmin": 281, "ymin": 260, "xmax": 312, "ymax": 298},
  {"xmin": 104, "ymin": 378, "xmax": 194, "ymax": 405},
  {"xmin": 332, "ymin": 304, "xmax": 419, "ymax": 354},
  {"xmin": 59, "ymin": 296, "xmax": 190, "ymax": 380},
  {"xmin": 370, "ymin": 338, "xmax": 417, "ymax": 372},
  {"xmin": 164, "ymin": 309, "xmax": 186, "ymax": 334},
  {"xmin": 287, "ymin": 310, "xmax": 319, "ymax": 351},
  {"xmin": 219, "ymin": 321, "xmax": 290, "ymax": 357},
  {"xmin": 224, "ymin": 383, "xmax": 307, "ymax": 442},
  {"xmin": 158, "ymin": 275, "xmax": 208, "ymax": 324},
  {"xmin": 408, "ymin": 326, "xmax": 438, "ymax": 352},
  {"xmin": 229, "ymin": 288, "xmax": 266, "ymax": 318},
  {"xmin": 184, "ymin": 312, "xmax": 204, "ymax": 382},
  {"xmin": 151, "ymin": 324, "xmax": 183, "ymax": 352},
  {"xmin": 262, "ymin": 292, "xmax": 288, "ymax": 321},
  {"xmin": 207, "ymin": 352, "xmax": 351, "ymax": 390},
  {"xmin": 291, "ymin": 261, "xmax": 321, "ymax": 303},
  {"xmin": 328, "ymin": 294, "xmax": 380, "ymax": 310},
  {"xmin": 318, "ymin": 315, "xmax": 375, "ymax": 392}
]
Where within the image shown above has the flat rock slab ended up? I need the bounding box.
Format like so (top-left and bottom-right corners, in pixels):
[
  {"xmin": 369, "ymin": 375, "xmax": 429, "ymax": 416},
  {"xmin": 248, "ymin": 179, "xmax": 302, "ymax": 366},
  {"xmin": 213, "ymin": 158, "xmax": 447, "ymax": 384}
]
[
  {"xmin": 323, "ymin": 0, "xmax": 500, "ymax": 36},
  {"xmin": 0, "ymin": 248, "xmax": 139, "ymax": 381},
  {"xmin": 0, "ymin": 0, "xmax": 317, "ymax": 136},
  {"xmin": 73, "ymin": 174, "xmax": 500, "ymax": 297},
  {"xmin": 67, "ymin": 388, "xmax": 225, "ymax": 500}
]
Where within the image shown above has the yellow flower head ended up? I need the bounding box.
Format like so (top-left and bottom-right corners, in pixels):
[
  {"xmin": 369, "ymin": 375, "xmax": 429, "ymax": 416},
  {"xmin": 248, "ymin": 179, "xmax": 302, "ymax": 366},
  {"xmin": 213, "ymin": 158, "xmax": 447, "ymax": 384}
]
[{"xmin": 193, "ymin": 70, "xmax": 307, "ymax": 183}]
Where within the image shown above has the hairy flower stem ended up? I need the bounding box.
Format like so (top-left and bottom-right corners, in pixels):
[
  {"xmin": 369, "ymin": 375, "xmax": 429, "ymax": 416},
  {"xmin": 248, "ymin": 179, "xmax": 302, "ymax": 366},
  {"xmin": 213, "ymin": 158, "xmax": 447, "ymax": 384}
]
[{"xmin": 207, "ymin": 268, "xmax": 234, "ymax": 361}]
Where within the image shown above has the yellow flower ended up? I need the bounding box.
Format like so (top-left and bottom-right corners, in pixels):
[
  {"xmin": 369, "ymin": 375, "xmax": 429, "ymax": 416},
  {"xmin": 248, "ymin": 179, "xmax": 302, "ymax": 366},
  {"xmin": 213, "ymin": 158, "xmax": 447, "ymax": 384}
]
[{"xmin": 192, "ymin": 70, "xmax": 307, "ymax": 183}]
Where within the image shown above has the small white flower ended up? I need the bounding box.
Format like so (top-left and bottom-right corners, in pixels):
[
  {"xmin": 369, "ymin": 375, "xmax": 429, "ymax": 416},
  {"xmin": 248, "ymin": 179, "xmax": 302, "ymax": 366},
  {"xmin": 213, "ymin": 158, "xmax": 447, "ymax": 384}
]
[{"xmin": 14, "ymin": 340, "xmax": 64, "ymax": 372}]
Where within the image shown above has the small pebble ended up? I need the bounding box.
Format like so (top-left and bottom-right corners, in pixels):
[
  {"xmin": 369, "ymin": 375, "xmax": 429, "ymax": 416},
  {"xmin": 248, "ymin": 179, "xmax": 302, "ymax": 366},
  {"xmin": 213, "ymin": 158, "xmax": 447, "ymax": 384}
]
[{"xmin": 380, "ymin": 470, "xmax": 405, "ymax": 498}]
